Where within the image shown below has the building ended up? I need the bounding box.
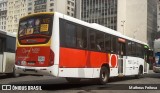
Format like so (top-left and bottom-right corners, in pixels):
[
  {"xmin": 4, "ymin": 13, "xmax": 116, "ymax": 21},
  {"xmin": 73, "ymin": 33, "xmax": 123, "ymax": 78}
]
[
  {"xmin": 33, "ymin": 0, "xmax": 75, "ymax": 17},
  {"xmin": 157, "ymin": 0, "xmax": 160, "ymax": 32},
  {"xmin": 156, "ymin": 0, "xmax": 160, "ymax": 39},
  {"xmin": 76, "ymin": 0, "xmax": 117, "ymax": 30},
  {"xmin": 27, "ymin": 0, "xmax": 34, "ymax": 14},
  {"xmin": 6, "ymin": 0, "xmax": 27, "ymax": 33},
  {"xmin": 117, "ymin": 0, "xmax": 157, "ymax": 48},
  {"xmin": 0, "ymin": 0, "xmax": 7, "ymax": 30},
  {"xmin": 76, "ymin": 0, "xmax": 157, "ymax": 48}
]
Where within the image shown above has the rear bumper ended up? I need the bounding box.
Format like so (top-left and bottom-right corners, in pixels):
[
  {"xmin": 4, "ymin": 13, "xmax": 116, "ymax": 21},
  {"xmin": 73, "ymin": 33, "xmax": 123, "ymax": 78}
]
[
  {"xmin": 153, "ymin": 66, "xmax": 160, "ymax": 73},
  {"xmin": 15, "ymin": 65, "xmax": 59, "ymax": 76}
]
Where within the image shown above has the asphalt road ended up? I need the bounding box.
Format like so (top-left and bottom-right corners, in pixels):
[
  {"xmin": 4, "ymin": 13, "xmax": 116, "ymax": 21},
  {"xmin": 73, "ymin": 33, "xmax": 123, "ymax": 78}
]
[{"xmin": 0, "ymin": 70, "xmax": 160, "ymax": 93}]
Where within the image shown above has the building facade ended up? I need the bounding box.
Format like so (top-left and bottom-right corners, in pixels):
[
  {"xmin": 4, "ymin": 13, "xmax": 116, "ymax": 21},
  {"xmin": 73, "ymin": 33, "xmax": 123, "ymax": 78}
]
[
  {"xmin": 27, "ymin": 0, "xmax": 34, "ymax": 14},
  {"xmin": 156, "ymin": 0, "xmax": 160, "ymax": 39},
  {"xmin": 33, "ymin": 0, "xmax": 75, "ymax": 17},
  {"xmin": 0, "ymin": 0, "xmax": 7, "ymax": 30},
  {"xmin": 6, "ymin": 0, "xmax": 27, "ymax": 33},
  {"xmin": 77, "ymin": 0, "xmax": 157, "ymax": 48},
  {"xmin": 76, "ymin": 0, "xmax": 117, "ymax": 30},
  {"xmin": 117, "ymin": 0, "xmax": 157, "ymax": 48}
]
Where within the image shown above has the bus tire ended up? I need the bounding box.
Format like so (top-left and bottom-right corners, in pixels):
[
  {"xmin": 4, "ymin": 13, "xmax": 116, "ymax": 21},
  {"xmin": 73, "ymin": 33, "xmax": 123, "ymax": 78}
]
[
  {"xmin": 98, "ymin": 66, "xmax": 109, "ymax": 85},
  {"xmin": 65, "ymin": 78, "xmax": 81, "ymax": 84},
  {"xmin": 135, "ymin": 66, "xmax": 143, "ymax": 79},
  {"xmin": 12, "ymin": 67, "xmax": 20, "ymax": 77}
]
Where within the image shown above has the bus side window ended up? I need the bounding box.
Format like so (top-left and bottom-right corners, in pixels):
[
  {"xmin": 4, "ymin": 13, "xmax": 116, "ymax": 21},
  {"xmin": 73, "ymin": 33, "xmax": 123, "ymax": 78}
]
[
  {"xmin": 105, "ymin": 34, "xmax": 111, "ymax": 52},
  {"xmin": 132, "ymin": 42, "xmax": 136, "ymax": 56},
  {"xmin": 6, "ymin": 36, "xmax": 16, "ymax": 53},
  {"xmin": 111, "ymin": 36, "xmax": 117, "ymax": 53},
  {"xmin": 136, "ymin": 43, "xmax": 141, "ymax": 57},
  {"xmin": 76, "ymin": 26, "xmax": 87, "ymax": 49},
  {"xmin": 89, "ymin": 29, "xmax": 96, "ymax": 50},
  {"xmin": 65, "ymin": 22, "xmax": 76, "ymax": 48},
  {"xmin": 0, "ymin": 38, "xmax": 5, "ymax": 53},
  {"xmin": 60, "ymin": 19, "xmax": 66, "ymax": 47},
  {"xmin": 0, "ymin": 39, "xmax": 2, "ymax": 53},
  {"xmin": 127, "ymin": 41, "xmax": 132, "ymax": 56},
  {"xmin": 96, "ymin": 31, "xmax": 104, "ymax": 51}
]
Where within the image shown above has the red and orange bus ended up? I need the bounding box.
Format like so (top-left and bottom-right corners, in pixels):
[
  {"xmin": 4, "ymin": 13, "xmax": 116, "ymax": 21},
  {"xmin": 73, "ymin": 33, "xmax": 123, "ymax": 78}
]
[{"xmin": 15, "ymin": 12, "xmax": 149, "ymax": 84}]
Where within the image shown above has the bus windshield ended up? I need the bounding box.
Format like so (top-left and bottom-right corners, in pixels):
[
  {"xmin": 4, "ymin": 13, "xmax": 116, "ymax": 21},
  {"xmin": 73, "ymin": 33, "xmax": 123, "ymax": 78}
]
[{"xmin": 18, "ymin": 14, "xmax": 53, "ymax": 45}]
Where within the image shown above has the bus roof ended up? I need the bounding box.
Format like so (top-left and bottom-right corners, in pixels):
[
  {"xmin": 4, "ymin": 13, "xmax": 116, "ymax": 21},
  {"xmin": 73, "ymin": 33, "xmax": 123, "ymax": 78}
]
[
  {"xmin": 20, "ymin": 12, "xmax": 54, "ymax": 20},
  {"xmin": 0, "ymin": 29, "xmax": 16, "ymax": 37},
  {"xmin": 54, "ymin": 12, "xmax": 148, "ymax": 46}
]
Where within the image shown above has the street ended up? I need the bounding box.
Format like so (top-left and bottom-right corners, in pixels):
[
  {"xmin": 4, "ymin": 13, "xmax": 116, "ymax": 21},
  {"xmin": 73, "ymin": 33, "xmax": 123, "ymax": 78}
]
[{"xmin": 0, "ymin": 70, "xmax": 160, "ymax": 93}]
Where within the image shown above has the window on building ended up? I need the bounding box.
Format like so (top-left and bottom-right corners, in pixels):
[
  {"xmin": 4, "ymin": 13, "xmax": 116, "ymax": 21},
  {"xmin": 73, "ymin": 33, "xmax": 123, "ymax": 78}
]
[
  {"xmin": 28, "ymin": 7, "xmax": 32, "ymax": 11},
  {"xmin": 28, "ymin": 2, "xmax": 32, "ymax": 6},
  {"xmin": 71, "ymin": 13, "xmax": 74, "ymax": 17},
  {"xmin": 50, "ymin": 3, "xmax": 54, "ymax": 6},
  {"xmin": 68, "ymin": 1, "xmax": 70, "ymax": 5},
  {"xmin": 71, "ymin": 2, "xmax": 74, "ymax": 6},
  {"xmin": 67, "ymin": 6, "xmax": 70, "ymax": 10},
  {"xmin": 71, "ymin": 8, "xmax": 74, "ymax": 11},
  {"xmin": 67, "ymin": 12, "xmax": 70, "ymax": 15}
]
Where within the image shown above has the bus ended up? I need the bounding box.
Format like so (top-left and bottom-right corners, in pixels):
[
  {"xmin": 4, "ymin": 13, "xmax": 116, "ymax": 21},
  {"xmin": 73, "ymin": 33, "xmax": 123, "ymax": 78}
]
[
  {"xmin": 15, "ymin": 12, "xmax": 150, "ymax": 84},
  {"xmin": 153, "ymin": 39, "xmax": 160, "ymax": 73},
  {"xmin": 0, "ymin": 30, "xmax": 18, "ymax": 77}
]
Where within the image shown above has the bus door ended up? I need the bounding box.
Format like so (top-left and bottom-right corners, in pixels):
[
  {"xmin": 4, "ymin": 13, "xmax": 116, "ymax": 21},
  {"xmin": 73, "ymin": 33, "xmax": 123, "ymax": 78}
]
[{"xmin": 118, "ymin": 38, "xmax": 126, "ymax": 75}]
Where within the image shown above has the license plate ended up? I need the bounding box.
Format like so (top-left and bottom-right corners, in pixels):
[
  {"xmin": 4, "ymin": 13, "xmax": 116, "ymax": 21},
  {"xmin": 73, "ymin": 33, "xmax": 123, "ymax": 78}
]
[
  {"xmin": 28, "ymin": 61, "xmax": 35, "ymax": 65},
  {"xmin": 38, "ymin": 56, "xmax": 45, "ymax": 62},
  {"xmin": 21, "ymin": 61, "xmax": 26, "ymax": 65}
]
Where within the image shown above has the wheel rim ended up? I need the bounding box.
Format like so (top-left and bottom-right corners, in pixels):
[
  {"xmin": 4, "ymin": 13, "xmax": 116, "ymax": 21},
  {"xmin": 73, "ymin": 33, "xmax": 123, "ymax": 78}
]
[{"xmin": 101, "ymin": 71, "xmax": 107, "ymax": 82}]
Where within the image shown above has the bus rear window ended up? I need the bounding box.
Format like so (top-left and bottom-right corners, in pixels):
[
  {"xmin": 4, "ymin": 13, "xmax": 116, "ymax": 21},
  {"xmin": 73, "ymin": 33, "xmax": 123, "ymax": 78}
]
[{"xmin": 18, "ymin": 14, "xmax": 53, "ymax": 45}]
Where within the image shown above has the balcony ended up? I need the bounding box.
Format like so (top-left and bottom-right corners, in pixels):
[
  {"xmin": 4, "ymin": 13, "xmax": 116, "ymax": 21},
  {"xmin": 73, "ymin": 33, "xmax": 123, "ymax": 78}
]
[{"xmin": 0, "ymin": 8, "xmax": 7, "ymax": 12}]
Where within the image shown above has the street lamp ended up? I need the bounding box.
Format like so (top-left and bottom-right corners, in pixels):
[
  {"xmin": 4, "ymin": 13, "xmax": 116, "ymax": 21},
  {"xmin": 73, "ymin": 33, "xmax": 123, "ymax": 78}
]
[{"xmin": 121, "ymin": 21, "xmax": 125, "ymax": 35}]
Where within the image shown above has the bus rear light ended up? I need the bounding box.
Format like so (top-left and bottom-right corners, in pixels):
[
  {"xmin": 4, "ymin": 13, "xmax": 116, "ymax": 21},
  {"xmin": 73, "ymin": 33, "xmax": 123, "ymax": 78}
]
[
  {"xmin": 16, "ymin": 60, "xmax": 21, "ymax": 65},
  {"xmin": 49, "ymin": 50, "xmax": 54, "ymax": 66}
]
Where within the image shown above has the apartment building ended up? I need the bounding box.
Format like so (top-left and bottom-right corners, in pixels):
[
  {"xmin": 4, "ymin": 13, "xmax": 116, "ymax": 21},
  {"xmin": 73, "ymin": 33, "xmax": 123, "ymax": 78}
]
[
  {"xmin": 0, "ymin": 0, "xmax": 7, "ymax": 30},
  {"xmin": 33, "ymin": 0, "xmax": 75, "ymax": 17},
  {"xmin": 117, "ymin": 0, "xmax": 157, "ymax": 48},
  {"xmin": 76, "ymin": 0, "xmax": 117, "ymax": 30},
  {"xmin": 6, "ymin": 0, "xmax": 27, "ymax": 33},
  {"xmin": 76, "ymin": 0, "xmax": 157, "ymax": 48}
]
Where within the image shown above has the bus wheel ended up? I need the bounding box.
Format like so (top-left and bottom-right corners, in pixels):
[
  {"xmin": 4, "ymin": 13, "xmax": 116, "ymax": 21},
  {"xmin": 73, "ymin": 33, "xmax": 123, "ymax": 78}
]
[
  {"xmin": 99, "ymin": 66, "xmax": 109, "ymax": 85},
  {"xmin": 12, "ymin": 67, "xmax": 20, "ymax": 77},
  {"xmin": 65, "ymin": 78, "xmax": 81, "ymax": 84},
  {"xmin": 135, "ymin": 66, "xmax": 143, "ymax": 79}
]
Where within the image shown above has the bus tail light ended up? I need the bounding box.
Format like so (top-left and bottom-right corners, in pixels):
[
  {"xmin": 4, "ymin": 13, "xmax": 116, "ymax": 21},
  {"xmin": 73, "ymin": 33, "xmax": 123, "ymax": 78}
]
[{"xmin": 49, "ymin": 50, "xmax": 54, "ymax": 66}]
